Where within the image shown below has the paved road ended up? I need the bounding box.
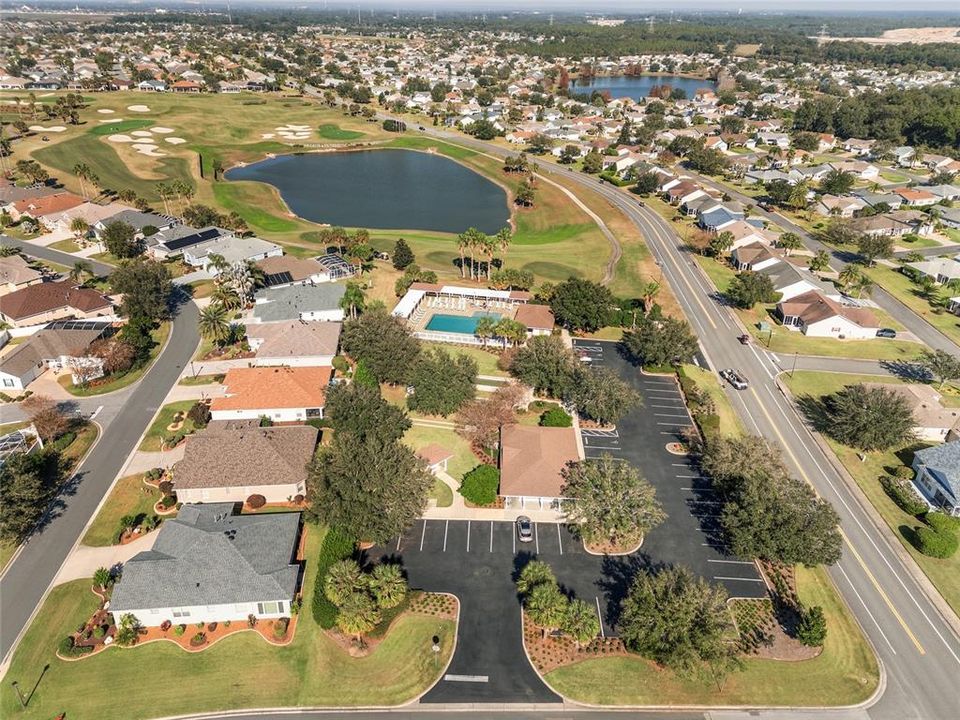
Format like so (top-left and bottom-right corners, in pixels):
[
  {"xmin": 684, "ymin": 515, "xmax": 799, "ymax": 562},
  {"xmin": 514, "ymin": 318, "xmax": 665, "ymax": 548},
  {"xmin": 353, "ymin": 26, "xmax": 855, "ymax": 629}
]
[
  {"xmin": 681, "ymin": 170, "xmax": 960, "ymax": 358},
  {"xmin": 892, "ymin": 244, "xmax": 960, "ymax": 258},
  {"xmin": 386, "ymin": 125, "xmax": 960, "ymax": 718},
  {"xmin": 1, "ymin": 234, "xmax": 114, "ymax": 277},
  {"xmin": 0, "ymin": 242, "xmax": 200, "ymax": 668}
]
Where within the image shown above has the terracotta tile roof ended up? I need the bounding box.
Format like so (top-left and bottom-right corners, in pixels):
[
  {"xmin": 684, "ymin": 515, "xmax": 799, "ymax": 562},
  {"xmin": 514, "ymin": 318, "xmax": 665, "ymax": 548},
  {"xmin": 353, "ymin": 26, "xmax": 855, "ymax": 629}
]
[
  {"xmin": 499, "ymin": 424, "xmax": 580, "ymax": 498},
  {"xmin": 211, "ymin": 366, "xmax": 332, "ymax": 412},
  {"xmin": 172, "ymin": 424, "xmax": 318, "ymax": 491},
  {"xmin": 12, "ymin": 192, "xmax": 84, "ymax": 217},
  {"xmin": 514, "ymin": 303, "xmax": 555, "ymax": 330},
  {"xmin": 0, "ymin": 280, "xmax": 112, "ymax": 321}
]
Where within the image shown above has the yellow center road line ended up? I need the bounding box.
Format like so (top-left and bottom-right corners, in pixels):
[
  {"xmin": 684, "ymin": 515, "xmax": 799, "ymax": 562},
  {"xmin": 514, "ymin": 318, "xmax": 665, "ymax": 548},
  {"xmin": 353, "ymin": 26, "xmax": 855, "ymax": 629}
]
[{"xmin": 748, "ymin": 387, "xmax": 926, "ymax": 654}]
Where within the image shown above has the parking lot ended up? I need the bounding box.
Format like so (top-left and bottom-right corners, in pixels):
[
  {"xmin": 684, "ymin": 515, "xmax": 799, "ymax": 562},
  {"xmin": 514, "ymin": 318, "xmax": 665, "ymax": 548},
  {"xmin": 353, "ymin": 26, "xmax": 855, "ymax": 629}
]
[{"xmin": 572, "ymin": 339, "xmax": 765, "ymax": 596}]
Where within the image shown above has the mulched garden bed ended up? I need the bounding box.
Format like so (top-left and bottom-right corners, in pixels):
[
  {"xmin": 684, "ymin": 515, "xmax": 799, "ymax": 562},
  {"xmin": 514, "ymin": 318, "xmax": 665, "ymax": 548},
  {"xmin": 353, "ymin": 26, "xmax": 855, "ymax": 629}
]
[
  {"xmin": 583, "ymin": 535, "xmax": 643, "ymax": 555},
  {"xmin": 523, "ymin": 611, "xmax": 628, "ymax": 674}
]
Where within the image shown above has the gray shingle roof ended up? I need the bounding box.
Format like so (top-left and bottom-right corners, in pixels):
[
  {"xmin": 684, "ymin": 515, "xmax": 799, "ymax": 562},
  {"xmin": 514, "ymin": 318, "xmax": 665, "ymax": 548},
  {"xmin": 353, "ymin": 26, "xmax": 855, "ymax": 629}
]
[
  {"xmin": 110, "ymin": 504, "xmax": 300, "ymax": 612},
  {"xmin": 252, "ymin": 284, "xmax": 346, "ymax": 322},
  {"xmin": 914, "ymin": 441, "xmax": 960, "ymax": 498}
]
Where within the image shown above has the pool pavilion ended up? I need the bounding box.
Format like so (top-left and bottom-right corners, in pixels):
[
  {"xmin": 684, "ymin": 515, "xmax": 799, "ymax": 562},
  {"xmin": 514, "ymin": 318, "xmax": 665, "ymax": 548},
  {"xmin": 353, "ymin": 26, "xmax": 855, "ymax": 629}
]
[{"xmin": 392, "ymin": 282, "xmax": 547, "ymax": 345}]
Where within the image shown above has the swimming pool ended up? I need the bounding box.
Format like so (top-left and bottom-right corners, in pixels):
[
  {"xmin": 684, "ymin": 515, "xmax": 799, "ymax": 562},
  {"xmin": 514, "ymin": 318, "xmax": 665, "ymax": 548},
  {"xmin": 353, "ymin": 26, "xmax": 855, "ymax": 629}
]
[{"xmin": 425, "ymin": 312, "xmax": 501, "ymax": 334}]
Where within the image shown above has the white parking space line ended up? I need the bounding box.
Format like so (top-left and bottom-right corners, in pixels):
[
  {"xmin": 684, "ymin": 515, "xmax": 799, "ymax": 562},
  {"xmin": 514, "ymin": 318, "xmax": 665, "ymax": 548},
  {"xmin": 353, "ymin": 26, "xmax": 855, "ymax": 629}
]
[
  {"xmin": 657, "ymin": 422, "xmax": 685, "ymax": 426},
  {"xmin": 651, "ymin": 403, "xmax": 684, "ymax": 409},
  {"xmin": 444, "ymin": 674, "xmax": 490, "ymax": 683},
  {"xmin": 466, "ymin": 520, "xmax": 471, "ymax": 552},
  {"xmin": 655, "ymin": 413, "xmax": 690, "ymax": 418},
  {"xmin": 682, "ymin": 486, "xmax": 715, "ymax": 492},
  {"xmin": 534, "ymin": 523, "xmax": 540, "ymax": 554},
  {"xmin": 420, "ymin": 521, "xmax": 427, "ymax": 551},
  {"xmin": 584, "ymin": 445, "xmax": 621, "ymax": 450},
  {"xmin": 557, "ymin": 524, "xmax": 563, "ymax": 555},
  {"xmin": 708, "ymin": 559, "xmax": 755, "ymax": 565},
  {"xmin": 714, "ymin": 576, "xmax": 764, "ymax": 583},
  {"xmin": 490, "ymin": 521, "xmax": 494, "ymax": 552},
  {"xmin": 512, "ymin": 526, "xmax": 516, "ymax": 554},
  {"xmin": 443, "ymin": 520, "xmax": 449, "ymax": 552},
  {"xmin": 396, "ymin": 535, "xmax": 402, "ymax": 552},
  {"xmin": 676, "ymin": 474, "xmax": 702, "ymax": 479},
  {"xmin": 595, "ymin": 597, "xmax": 606, "ymax": 638}
]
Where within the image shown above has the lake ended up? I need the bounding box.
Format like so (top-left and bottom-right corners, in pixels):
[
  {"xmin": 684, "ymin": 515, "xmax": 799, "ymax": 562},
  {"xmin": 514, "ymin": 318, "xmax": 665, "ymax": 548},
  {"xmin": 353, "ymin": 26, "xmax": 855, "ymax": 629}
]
[
  {"xmin": 568, "ymin": 74, "xmax": 717, "ymax": 101},
  {"xmin": 225, "ymin": 149, "xmax": 510, "ymax": 234}
]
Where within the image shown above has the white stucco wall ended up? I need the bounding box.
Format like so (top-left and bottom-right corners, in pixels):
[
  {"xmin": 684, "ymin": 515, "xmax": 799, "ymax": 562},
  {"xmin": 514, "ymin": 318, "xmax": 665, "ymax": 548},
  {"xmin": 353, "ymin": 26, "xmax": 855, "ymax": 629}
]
[
  {"xmin": 116, "ymin": 598, "xmax": 291, "ymax": 628},
  {"xmin": 176, "ymin": 482, "xmax": 304, "ymax": 505}
]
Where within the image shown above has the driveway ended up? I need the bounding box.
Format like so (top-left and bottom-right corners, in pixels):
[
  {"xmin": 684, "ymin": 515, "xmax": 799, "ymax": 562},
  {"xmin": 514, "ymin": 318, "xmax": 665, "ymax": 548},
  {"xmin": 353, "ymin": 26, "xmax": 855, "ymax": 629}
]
[{"xmin": 572, "ymin": 339, "xmax": 765, "ymax": 598}]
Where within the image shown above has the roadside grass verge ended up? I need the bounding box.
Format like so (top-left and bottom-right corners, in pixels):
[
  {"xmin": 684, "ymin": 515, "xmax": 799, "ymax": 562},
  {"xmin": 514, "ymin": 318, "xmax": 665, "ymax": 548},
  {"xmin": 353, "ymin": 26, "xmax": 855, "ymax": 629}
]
[
  {"xmin": 82, "ymin": 473, "xmax": 162, "ymax": 547},
  {"xmin": 58, "ymin": 322, "xmax": 171, "ymax": 397},
  {"xmin": 138, "ymin": 399, "xmax": 200, "ymax": 452},
  {"xmin": 544, "ymin": 565, "xmax": 878, "ymax": 707},
  {"xmin": 0, "ymin": 526, "xmax": 456, "ymax": 719},
  {"xmin": 862, "ymin": 264, "xmax": 960, "ymax": 349}
]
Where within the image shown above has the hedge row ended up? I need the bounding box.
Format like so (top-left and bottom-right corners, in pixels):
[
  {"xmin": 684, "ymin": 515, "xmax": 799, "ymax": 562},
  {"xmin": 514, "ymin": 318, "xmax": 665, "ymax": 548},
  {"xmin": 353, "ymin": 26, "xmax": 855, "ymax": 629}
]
[
  {"xmin": 880, "ymin": 475, "xmax": 928, "ymax": 516},
  {"xmin": 311, "ymin": 526, "xmax": 356, "ymax": 628}
]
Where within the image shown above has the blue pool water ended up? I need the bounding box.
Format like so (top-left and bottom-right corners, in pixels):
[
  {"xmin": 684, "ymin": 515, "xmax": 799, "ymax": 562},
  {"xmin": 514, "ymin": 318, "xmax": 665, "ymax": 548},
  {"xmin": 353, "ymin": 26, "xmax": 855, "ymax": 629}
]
[{"xmin": 425, "ymin": 312, "xmax": 501, "ymax": 334}]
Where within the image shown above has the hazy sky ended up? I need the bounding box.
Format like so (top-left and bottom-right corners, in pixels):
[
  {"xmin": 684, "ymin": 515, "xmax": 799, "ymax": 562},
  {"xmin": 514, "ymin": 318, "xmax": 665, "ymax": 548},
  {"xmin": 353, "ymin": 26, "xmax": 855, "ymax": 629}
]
[{"xmin": 278, "ymin": 0, "xmax": 960, "ymax": 11}]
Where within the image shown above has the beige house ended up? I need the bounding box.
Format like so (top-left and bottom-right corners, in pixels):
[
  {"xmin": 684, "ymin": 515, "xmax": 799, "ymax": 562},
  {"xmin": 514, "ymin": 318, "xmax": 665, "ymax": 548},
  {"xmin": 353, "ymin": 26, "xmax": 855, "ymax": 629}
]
[
  {"xmin": 0, "ymin": 280, "xmax": 113, "ymax": 328},
  {"xmin": 171, "ymin": 423, "xmax": 318, "ymax": 504},
  {"xmin": 0, "ymin": 255, "xmax": 44, "ymax": 296},
  {"xmin": 863, "ymin": 383, "xmax": 960, "ymax": 443}
]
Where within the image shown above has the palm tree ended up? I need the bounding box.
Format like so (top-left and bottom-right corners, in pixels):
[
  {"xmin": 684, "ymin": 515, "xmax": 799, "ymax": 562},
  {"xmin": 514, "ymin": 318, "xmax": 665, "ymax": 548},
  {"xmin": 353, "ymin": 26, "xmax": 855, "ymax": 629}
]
[
  {"xmin": 197, "ymin": 303, "xmax": 232, "ymax": 347},
  {"xmin": 92, "ymin": 566, "xmax": 111, "ymax": 591},
  {"xmin": 639, "ymin": 280, "xmax": 660, "ymax": 312},
  {"xmin": 562, "ymin": 599, "xmax": 600, "ymax": 648},
  {"xmin": 516, "ymin": 560, "xmax": 556, "ymax": 596},
  {"xmin": 777, "ymin": 232, "xmax": 802, "ymax": 256},
  {"xmin": 494, "ymin": 226, "xmax": 512, "ymax": 267},
  {"xmin": 339, "ymin": 282, "xmax": 365, "ymax": 320},
  {"xmin": 72, "ymin": 162, "xmax": 92, "ymax": 199},
  {"xmin": 456, "ymin": 232, "xmax": 469, "ymax": 278},
  {"xmin": 211, "ymin": 284, "xmax": 242, "ymax": 311},
  {"xmin": 335, "ymin": 592, "xmax": 381, "ymax": 643},
  {"xmin": 155, "ymin": 183, "xmax": 172, "ymax": 215},
  {"xmin": 0, "ymin": 245, "xmax": 20, "ymax": 257},
  {"xmin": 69, "ymin": 216, "xmax": 89, "ymax": 241},
  {"xmin": 70, "ymin": 260, "xmax": 93, "ymax": 283},
  {"xmin": 838, "ymin": 265, "xmax": 862, "ymax": 291},
  {"xmin": 324, "ymin": 559, "xmax": 365, "ymax": 606},
  {"xmin": 525, "ymin": 582, "xmax": 568, "ymax": 639},
  {"xmin": 853, "ymin": 276, "xmax": 874, "ymax": 299},
  {"xmin": 206, "ymin": 253, "xmax": 231, "ymax": 276},
  {"xmin": 474, "ymin": 315, "xmax": 496, "ymax": 346},
  {"xmin": 369, "ymin": 563, "xmax": 407, "ymax": 610}
]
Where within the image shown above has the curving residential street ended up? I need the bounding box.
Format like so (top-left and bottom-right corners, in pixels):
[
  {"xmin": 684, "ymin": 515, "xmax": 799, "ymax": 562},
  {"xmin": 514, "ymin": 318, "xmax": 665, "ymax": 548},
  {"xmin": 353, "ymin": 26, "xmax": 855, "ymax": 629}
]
[{"xmin": 0, "ymin": 240, "xmax": 200, "ymax": 669}]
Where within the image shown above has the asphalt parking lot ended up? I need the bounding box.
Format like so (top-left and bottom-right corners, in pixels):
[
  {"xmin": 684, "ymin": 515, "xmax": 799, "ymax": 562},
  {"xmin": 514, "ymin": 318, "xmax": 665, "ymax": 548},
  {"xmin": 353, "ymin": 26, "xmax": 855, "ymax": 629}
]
[{"xmin": 572, "ymin": 339, "xmax": 765, "ymax": 597}]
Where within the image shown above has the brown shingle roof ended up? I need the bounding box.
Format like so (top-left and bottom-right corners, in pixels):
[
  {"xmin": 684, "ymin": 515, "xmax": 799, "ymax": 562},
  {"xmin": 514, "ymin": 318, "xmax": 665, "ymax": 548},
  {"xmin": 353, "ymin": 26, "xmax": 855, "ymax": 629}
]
[
  {"xmin": 0, "ymin": 325, "xmax": 109, "ymax": 377},
  {"xmin": 777, "ymin": 290, "xmax": 877, "ymax": 328},
  {"xmin": 0, "ymin": 280, "xmax": 112, "ymax": 321},
  {"xmin": 514, "ymin": 303, "xmax": 555, "ymax": 330},
  {"xmin": 498, "ymin": 424, "xmax": 580, "ymax": 498},
  {"xmin": 256, "ymin": 255, "xmax": 326, "ymax": 285},
  {"xmin": 0, "ymin": 255, "xmax": 42, "ymax": 287},
  {"xmin": 211, "ymin": 366, "xmax": 332, "ymax": 412},
  {"xmin": 247, "ymin": 321, "xmax": 341, "ymax": 360},
  {"xmin": 172, "ymin": 424, "xmax": 318, "ymax": 491}
]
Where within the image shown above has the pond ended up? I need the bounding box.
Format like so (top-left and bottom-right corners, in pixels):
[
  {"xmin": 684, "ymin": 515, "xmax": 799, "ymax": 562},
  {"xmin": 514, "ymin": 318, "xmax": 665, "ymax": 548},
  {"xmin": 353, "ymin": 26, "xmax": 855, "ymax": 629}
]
[
  {"xmin": 225, "ymin": 149, "xmax": 510, "ymax": 234},
  {"xmin": 568, "ymin": 74, "xmax": 717, "ymax": 101}
]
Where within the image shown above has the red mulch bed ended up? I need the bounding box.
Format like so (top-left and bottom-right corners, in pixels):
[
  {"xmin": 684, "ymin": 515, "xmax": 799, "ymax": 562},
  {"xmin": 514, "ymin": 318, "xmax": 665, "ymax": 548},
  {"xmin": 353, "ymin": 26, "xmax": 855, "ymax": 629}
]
[{"xmin": 523, "ymin": 612, "xmax": 628, "ymax": 674}]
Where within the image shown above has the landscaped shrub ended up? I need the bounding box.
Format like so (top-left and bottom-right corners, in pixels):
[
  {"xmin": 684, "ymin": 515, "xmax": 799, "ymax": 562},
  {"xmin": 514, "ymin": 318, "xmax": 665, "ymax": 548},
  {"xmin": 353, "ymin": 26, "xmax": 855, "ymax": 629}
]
[
  {"xmin": 247, "ymin": 614, "xmax": 258, "ymax": 628},
  {"xmin": 158, "ymin": 480, "xmax": 174, "ymax": 494},
  {"xmin": 93, "ymin": 625, "xmax": 106, "ymax": 639},
  {"xmin": 311, "ymin": 526, "xmax": 356, "ymax": 628},
  {"xmin": 879, "ymin": 475, "xmax": 928, "ymax": 516},
  {"xmin": 187, "ymin": 401, "xmax": 211, "ymax": 428},
  {"xmin": 540, "ymin": 407, "xmax": 572, "ymax": 427},
  {"xmin": 459, "ymin": 465, "xmax": 500, "ymax": 506},
  {"xmin": 332, "ymin": 355, "xmax": 349, "ymax": 373},
  {"xmin": 189, "ymin": 632, "xmax": 206, "ymax": 647},
  {"xmin": 145, "ymin": 467, "xmax": 164, "ymax": 482},
  {"xmin": 795, "ymin": 605, "xmax": 827, "ymax": 647},
  {"xmin": 894, "ymin": 465, "xmax": 915, "ymax": 481},
  {"xmin": 914, "ymin": 526, "xmax": 959, "ymax": 559},
  {"xmin": 160, "ymin": 620, "xmax": 172, "ymax": 632},
  {"xmin": 160, "ymin": 494, "xmax": 177, "ymax": 509},
  {"xmin": 305, "ymin": 418, "xmax": 329, "ymax": 430},
  {"xmin": 58, "ymin": 636, "xmax": 92, "ymax": 657},
  {"xmin": 49, "ymin": 431, "xmax": 77, "ymax": 453},
  {"xmin": 246, "ymin": 494, "xmax": 266, "ymax": 509},
  {"xmin": 293, "ymin": 494, "xmax": 305, "ymax": 504},
  {"xmin": 173, "ymin": 624, "xmax": 186, "ymax": 636},
  {"xmin": 925, "ymin": 512, "xmax": 960, "ymax": 534},
  {"xmin": 259, "ymin": 416, "xmax": 274, "ymax": 427},
  {"xmin": 273, "ymin": 617, "xmax": 290, "ymax": 639}
]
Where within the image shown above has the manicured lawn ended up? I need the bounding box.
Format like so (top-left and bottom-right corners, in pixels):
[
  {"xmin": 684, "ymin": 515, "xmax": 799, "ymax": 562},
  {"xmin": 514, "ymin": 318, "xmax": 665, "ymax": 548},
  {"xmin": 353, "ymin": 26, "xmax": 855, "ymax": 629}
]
[
  {"xmin": 88, "ymin": 118, "xmax": 155, "ymax": 136},
  {"xmin": 138, "ymin": 400, "xmax": 200, "ymax": 452},
  {"xmin": 82, "ymin": 474, "xmax": 163, "ymax": 547},
  {"xmin": 0, "ymin": 539, "xmax": 16, "ymax": 573},
  {"xmin": 680, "ymin": 364, "xmax": 744, "ymax": 437},
  {"xmin": 317, "ymin": 123, "xmax": 365, "ymax": 140},
  {"xmin": 178, "ymin": 373, "xmax": 225, "ymax": 386},
  {"xmin": 429, "ymin": 478, "xmax": 454, "ymax": 508},
  {"xmin": 545, "ymin": 565, "xmax": 878, "ymax": 706},
  {"xmin": 782, "ymin": 373, "xmax": 960, "ymax": 616},
  {"xmin": 895, "ymin": 235, "xmax": 942, "ymax": 250},
  {"xmin": 421, "ymin": 341, "xmax": 507, "ymax": 378},
  {"xmin": 0, "ymin": 526, "xmax": 456, "ymax": 719},
  {"xmin": 403, "ymin": 424, "xmax": 478, "ymax": 482},
  {"xmin": 862, "ymin": 264, "xmax": 960, "ymax": 348},
  {"xmin": 59, "ymin": 321, "xmax": 172, "ymax": 396},
  {"xmin": 783, "ymin": 370, "xmax": 960, "ymax": 408},
  {"xmin": 48, "ymin": 238, "xmax": 82, "ymax": 254}
]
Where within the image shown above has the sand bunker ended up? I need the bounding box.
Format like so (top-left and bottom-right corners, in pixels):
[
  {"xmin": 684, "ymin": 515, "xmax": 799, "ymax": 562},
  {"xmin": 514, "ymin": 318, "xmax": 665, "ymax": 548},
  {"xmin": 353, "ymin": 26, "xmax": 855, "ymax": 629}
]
[
  {"xmin": 164, "ymin": 137, "xmax": 187, "ymax": 145},
  {"xmin": 97, "ymin": 109, "xmax": 115, "ymax": 114},
  {"xmin": 99, "ymin": 118, "xmax": 126, "ymax": 123},
  {"xmin": 132, "ymin": 143, "xmax": 166, "ymax": 157},
  {"xmin": 151, "ymin": 127, "xmax": 175, "ymax": 134},
  {"xmin": 260, "ymin": 133, "xmax": 276, "ymax": 139},
  {"xmin": 131, "ymin": 130, "xmax": 155, "ymax": 137},
  {"xmin": 127, "ymin": 105, "xmax": 151, "ymax": 113},
  {"xmin": 274, "ymin": 124, "xmax": 314, "ymax": 140},
  {"xmin": 107, "ymin": 134, "xmax": 135, "ymax": 143},
  {"xmin": 29, "ymin": 125, "xmax": 66, "ymax": 132}
]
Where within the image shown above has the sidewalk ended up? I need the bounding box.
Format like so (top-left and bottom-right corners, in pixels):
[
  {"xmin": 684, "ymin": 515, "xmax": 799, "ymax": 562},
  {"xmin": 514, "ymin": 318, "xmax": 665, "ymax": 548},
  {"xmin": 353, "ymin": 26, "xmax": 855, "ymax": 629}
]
[
  {"xmin": 53, "ymin": 532, "xmax": 158, "ymax": 586},
  {"xmin": 122, "ymin": 446, "xmax": 184, "ymax": 476}
]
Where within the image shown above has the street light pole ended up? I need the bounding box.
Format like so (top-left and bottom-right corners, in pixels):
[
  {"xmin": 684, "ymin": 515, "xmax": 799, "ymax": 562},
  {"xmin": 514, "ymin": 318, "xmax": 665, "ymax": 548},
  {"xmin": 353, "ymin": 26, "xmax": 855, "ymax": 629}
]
[
  {"xmin": 11, "ymin": 681, "xmax": 25, "ymax": 709},
  {"xmin": 790, "ymin": 351, "xmax": 799, "ymax": 378}
]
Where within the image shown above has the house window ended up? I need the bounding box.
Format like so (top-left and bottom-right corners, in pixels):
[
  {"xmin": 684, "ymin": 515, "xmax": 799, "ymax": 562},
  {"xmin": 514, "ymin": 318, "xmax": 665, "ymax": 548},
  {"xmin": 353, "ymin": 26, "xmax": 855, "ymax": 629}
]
[
  {"xmin": 2, "ymin": 379, "xmax": 13, "ymax": 387},
  {"xmin": 172, "ymin": 608, "xmax": 190, "ymax": 618},
  {"xmin": 257, "ymin": 601, "xmax": 281, "ymax": 615}
]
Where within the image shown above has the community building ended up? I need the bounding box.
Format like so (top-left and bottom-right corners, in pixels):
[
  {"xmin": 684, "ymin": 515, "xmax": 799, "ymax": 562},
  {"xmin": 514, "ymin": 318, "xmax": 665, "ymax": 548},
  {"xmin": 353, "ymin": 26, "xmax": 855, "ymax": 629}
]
[{"xmin": 498, "ymin": 424, "xmax": 581, "ymax": 510}]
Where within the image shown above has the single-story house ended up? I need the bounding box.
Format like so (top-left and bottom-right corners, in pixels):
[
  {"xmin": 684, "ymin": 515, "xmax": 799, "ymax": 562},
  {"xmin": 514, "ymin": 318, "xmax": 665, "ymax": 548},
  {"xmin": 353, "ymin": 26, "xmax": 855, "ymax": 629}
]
[
  {"xmin": 498, "ymin": 424, "xmax": 581, "ymax": 510},
  {"xmin": 10, "ymin": 192, "xmax": 85, "ymax": 223},
  {"xmin": 776, "ymin": 290, "xmax": 879, "ymax": 339},
  {"xmin": 0, "ymin": 280, "xmax": 113, "ymax": 328},
  {"xmin": 721, "ymin": 221, "xmax": 779, "ymax": 251},
  {"xmin": 911, "ymin": 442, "xmax": 960, "ymax": 516},
  {"xmin": 0, "ymin": 255, "xmax": 44, "ymax": 296},
  {"xmin": 43, "ymin": 202, "xmax": 131, "ymax": 235},
  {"xmin": 246, "ymin": 321, "xmax": 341, "ymax": 367},
  {"xmin": 210, "ymin": 366, "xmax": 332, "ymax": 423},
  {"xmin": 93, "ymin": 209, "xmax": 178, "ymax": 239},
  {"xmin": 147, "ymin": 226, "xmax": 232, "ymax": 260},
  {"xmin": 183, "ymin": 236, "xmax": 282, "ymax": 274},
  {"xmin": 250, "ymin": 284, "xmax": 346, "ymax": 323},
  {"xmin": 109, "ymin": 503, "xmax": 302, "ymax": 627},
  {"xmin": 731, "ymin": 242, "xmax": 780, "ymax": 272},
  {"xmin": 0, "ymin": 320, "xmax": 110, "ymax": 391},
  {"xmin": 816, "ymin": 195, "xmax": 866, "ymax": 218},
  {"xmin": 907, "ymin": 256, "xmax": 960, "ymax": 285},
  {"xmin": 893, "ymin": 188, "xmax": 939, "ymax": 208},
  {"xmin": 755, "ymin": 263, "xmax": 823, "ymax": 302},
  {"xmin": 863, "ymin": 383, "xmax": 960, "ymax": 443},
  {"xmin": 256, "ymin": 256, "xmax": 332, "ymax": 288},
  {"xmin": 171, "ymin": 423, "xmax": 317, "ymax": 504},
  {"xmin": 939, "ymin": 208, "xmax": 960, "ymax": 231},
  {"xmin": 513, "ymin": 304, "xmax": 555, "ymax": 337}
]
